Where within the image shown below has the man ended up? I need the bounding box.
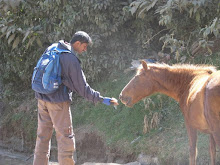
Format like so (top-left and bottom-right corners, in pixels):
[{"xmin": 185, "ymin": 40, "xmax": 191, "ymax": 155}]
[{"xmin": 33, "ymin": 31, "xmax": 118, "ymax": 165}]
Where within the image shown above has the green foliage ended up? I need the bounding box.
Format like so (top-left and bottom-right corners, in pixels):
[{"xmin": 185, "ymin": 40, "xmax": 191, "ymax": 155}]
[
  {"xmin": 0, "ymin": 0, "xmax": 149, "ymax": 94},
  {"xmin": 1, "ymin": 0, "xmax": 220, "ymax": 96},
  {"xmin": 130, "ymin": 0, "xmax": 220, "ymax": 59},
  {"xmin": 158, "ymin": 0, "xmax": 220, "ymax": 54}
]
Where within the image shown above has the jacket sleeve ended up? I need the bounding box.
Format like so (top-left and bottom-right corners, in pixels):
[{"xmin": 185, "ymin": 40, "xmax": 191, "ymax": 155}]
[{"xmin": 61, "ymin": 53, "xmax": 104, "ymax": 104}]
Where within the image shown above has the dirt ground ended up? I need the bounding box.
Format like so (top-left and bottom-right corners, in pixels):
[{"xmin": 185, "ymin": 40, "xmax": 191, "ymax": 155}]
[
  {"xmin": 0, "ymin": 148, "xmax": 30, "ymax": 165},
  {"xmin": 0, "ymin": 147, "xmax": 59, "ymax": 165},
  {"xmin": 0, "ymin": 125, "xmax": 135, "ymax": 165}
]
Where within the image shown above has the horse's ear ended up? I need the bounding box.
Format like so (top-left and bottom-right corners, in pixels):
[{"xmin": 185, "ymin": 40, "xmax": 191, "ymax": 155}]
[{"xmin": 141, "ymin": 60, "xmax": 148, "ymax": 71}]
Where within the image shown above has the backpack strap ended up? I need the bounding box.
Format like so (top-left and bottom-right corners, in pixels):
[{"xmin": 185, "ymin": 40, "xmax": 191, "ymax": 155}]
[{"xmin": 52, "ymin": 43, "xmax": 71, "ymax": 93}]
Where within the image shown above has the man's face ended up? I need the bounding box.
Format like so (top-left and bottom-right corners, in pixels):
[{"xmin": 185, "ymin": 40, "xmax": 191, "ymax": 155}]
[{"xmin": 73, "ymin": 41, "xmax": 88, "ymax": 54}]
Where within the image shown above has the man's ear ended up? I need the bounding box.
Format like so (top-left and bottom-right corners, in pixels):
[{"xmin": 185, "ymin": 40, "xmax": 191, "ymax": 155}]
[
  {"xmin": 72, "ymin": 41, "xmax": 81, "ymax": 50},
  {"xmin": 74, "ymin": 41, "xmax": 81, "ymax": 45},
  {"xmin": 141, "ymin": 60, "xmax": 148, "ymax": 71}
]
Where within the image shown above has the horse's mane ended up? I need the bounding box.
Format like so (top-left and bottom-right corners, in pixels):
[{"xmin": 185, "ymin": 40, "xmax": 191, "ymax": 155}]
[
  {"xmin": 170, "ymin": 63, "xmax": 217, "ymax": 74},
  {"xmin": 137, "ymin": 63, "xmax": 217, "ymax": 75}
]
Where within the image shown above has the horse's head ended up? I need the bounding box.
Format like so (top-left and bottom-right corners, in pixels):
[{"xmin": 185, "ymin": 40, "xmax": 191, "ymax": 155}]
[{"xmin": 119, "ymin": 60, "xmax": 155, "ymax": 107}]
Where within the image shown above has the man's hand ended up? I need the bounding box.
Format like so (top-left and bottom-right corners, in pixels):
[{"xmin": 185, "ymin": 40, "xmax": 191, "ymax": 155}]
[
  {"xmin": 110, "ymin": 97, "xmax": 119, "ymax": 106},
  {"xmin": 103, "ymin": 97, "xmax": 119, "ymax": 106}
]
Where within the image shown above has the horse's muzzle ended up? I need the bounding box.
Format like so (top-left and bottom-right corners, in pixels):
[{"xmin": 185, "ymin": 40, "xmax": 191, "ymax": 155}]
[{"xmin": 119, "ymin": 93, "xmax": 133, "ymax": 107}]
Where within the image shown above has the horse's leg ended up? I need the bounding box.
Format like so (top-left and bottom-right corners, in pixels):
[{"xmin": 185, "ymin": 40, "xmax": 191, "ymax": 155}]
[
  {"xmin": 209, "ymin": 134, "xmax": 216, "ymax": 165},
  {"xmin": 208, "ymin": 123, "xmax": 220, "ymax": 165},
  {"xmin": 185, "ymin": 122, "xmax": 198, "ymax": 165}
]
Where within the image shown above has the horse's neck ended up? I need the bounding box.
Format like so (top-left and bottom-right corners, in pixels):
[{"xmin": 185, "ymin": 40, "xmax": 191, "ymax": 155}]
[{"xmin": 151, "ymin": 67, "xmax": 193, "ymax": 102}]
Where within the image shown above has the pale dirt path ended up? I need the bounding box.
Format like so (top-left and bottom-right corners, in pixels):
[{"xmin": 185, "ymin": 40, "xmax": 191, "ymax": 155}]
[
  {"xmin": 0, "ymin": 149, "xmax": 122, "ymax": 165},
  {"xmin": 0, "ymin": 152, "xmax": 129, "ymax": 165},
  {"xmin": 0, "ymin": 148, "xmax": 59, "ymax": 165},
  {"xmin": 0, "ymin": 149, "xmax": 140, "ymax": 165}
]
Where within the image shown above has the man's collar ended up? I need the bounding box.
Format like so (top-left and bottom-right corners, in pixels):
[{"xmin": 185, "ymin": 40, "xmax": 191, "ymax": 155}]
[
  {"xmin": 58, "ymin": 40, "xmax": 80, "ymax": 63},
  {"xmin": 59, "ymin": 40, "xmax": 75, "ymax": 53}
]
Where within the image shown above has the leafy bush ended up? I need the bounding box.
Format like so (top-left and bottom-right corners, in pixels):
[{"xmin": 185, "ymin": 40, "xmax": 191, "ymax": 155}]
[
  {"xmin": 129, "ymin": 0, "xmax": 220, "ymax": 57},
  {"xmin": 0, "ymin": 0, "xmax": 149, "ymax": 94},
  {"xmin": 1, "ymin": 0, "xmax": 220, "ymax": 95}
]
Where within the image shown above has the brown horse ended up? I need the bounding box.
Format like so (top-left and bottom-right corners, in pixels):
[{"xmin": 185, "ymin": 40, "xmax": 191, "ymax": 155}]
[{"xmin": 119, "ymin": 60, "xmax": 220, "ymax": 165}]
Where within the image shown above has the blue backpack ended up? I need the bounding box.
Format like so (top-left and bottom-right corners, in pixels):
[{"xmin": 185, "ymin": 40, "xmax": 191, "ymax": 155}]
[{"xmin": 32, "ymin": 43, "xmax": 71, "ymax": 94}]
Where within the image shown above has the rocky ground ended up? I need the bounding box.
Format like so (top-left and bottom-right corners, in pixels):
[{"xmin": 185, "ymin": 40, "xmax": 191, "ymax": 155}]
[
  {"xmin": 0, "ymin": 147, "xmax": 142, "ymax": 165},
  {"xmin": 0, "ymin": 148, "xmax": 31, "ymax": 165}
]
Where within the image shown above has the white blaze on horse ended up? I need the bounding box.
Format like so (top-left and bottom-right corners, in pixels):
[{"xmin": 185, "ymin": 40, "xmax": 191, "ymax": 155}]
[{"xmin": 120, "ymin": 60, "xmax": 220, "ymax": 165}]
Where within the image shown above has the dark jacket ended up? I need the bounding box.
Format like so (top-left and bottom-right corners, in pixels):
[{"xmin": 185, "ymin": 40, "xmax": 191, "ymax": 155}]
[{"xmin": 35, "ymin": 40, "xmax": 103, "ymax": 103}]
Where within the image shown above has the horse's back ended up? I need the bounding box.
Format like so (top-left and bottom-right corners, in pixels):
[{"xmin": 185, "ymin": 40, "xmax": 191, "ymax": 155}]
[
  {"xmin": 204, "ymin": 71, "xmax": 220, "ymax": 134},
  {"xmin": 205, "ymin": 71, "xmax": 220, "ymax": 105},
  {"xmin": 206, "ymin": 70, "xmax": 220, "ymax": 89}
]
